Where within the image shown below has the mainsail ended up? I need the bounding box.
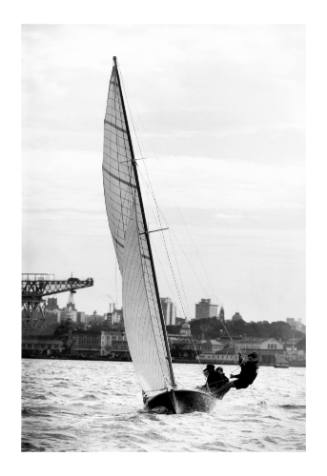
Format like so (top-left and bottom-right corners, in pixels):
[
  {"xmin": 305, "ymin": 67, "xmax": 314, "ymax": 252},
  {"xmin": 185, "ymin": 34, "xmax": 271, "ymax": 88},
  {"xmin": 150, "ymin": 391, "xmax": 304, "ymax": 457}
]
[{"xmin": 102, "ymin": 57, "xmax": 176, "ymax": 394}]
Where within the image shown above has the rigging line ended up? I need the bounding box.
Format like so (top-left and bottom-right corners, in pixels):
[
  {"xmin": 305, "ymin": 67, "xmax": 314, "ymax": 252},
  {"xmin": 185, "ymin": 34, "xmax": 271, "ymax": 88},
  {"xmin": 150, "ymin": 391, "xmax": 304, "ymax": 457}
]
[
  {"xmin": 135, "ymin": 158, "xmax": 191, "ymax": 319},
  {"xmin": 165, "ymin": 226, "xmax": 206, "ymax": 311},
  {"xmin": 136, "ymin": 155, "xmax": 216, "ymax": 316},
  {"xmin": 164, "ymin": 231, "xmax": 192, "ymax": 318},
  {"xmin": 116, "ymin": 66, "xmax": 170, "ymax": 385},
  {"xmin": 163, "ymin": 224, "xmax": 210, "ymax": 305},
  {"xmin": 146, "ymin": 183, "xmax": 219, "ymax": 316},
  {"xmin": 220, "ymin": 315, "xmax": 234, "ymax": 345},
  {"xmin": 126, "ymin": 173, "xmax": 170, "ymax": 385},
  {"xmin": 120, "ymin": 69, "xmax": 190, "ymax": 322},
  {"xmin": 173, "ymin": 205, "xmax": 218, "ymax": 301},
  {"xmin": 119, "ymin": 68, "xmax": 149, "ymax": 160},
  {"xmin": 136, "ymin": 212, "xmax": 173, "ymax": 387},
  {"xmin": 117, "ymin": 64, "xmax": 174, "ymax": 375},
  {"xmin": 120, "ymin": 69, "xmax": 217, "ymax": 372},
  {"xmin": 152, "ymin": 243, "xmax": 190, "ymax": 323},
  {"xmin": 151, "ymin": 244, "xmax": 180, "ymax": 307},
  {"xmin": 138, "ymin": 186, "xmax": 192, "ymax": 318},
  {"xmin": 140, "ymin": 167, "xmax": 189, "ymax": 320}
]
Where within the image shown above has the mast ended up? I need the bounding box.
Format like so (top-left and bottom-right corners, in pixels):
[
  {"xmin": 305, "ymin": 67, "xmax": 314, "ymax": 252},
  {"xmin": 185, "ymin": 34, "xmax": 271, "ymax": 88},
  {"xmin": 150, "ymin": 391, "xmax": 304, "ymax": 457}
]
[{"xmin": 113, "ymin": 56, "xmax": 176, "ymax": 388}]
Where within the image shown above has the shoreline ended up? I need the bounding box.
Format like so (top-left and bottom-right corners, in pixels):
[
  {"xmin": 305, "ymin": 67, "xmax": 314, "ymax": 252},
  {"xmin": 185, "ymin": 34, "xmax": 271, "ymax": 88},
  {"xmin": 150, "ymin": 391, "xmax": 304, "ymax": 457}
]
[{"xmin": 21, "ymin": 355, "xmax": 306, "ymax": 367}]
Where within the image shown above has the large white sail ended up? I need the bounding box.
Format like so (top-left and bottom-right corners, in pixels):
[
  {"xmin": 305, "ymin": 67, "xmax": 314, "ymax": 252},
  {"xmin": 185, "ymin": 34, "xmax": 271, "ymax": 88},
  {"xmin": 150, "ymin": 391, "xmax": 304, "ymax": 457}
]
[{"xmin": 103, "ymin": 59, "xmax": 175, "ymax": 393}]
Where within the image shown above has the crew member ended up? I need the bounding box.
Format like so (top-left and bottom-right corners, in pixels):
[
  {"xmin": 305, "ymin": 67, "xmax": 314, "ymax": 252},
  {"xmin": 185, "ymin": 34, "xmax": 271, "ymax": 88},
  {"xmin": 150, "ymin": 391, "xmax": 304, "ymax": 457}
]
[
  {"xmin": 215, "ymin": 352, "xmax": 259, "ymax": 399},
  {"xmin": 202, "ymin": 364, "xmax": 219, "ymax": 392},
  {"xmin": 214, "ymin": 366, "xmax": 229, "ymax": 389}
]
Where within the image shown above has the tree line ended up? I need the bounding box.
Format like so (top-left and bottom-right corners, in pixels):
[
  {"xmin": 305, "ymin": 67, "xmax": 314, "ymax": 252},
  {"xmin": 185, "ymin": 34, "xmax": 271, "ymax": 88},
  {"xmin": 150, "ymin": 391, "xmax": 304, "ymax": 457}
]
[{"xmin": 189, "ymin": 317, "xmax": 305, "ymax": 342}]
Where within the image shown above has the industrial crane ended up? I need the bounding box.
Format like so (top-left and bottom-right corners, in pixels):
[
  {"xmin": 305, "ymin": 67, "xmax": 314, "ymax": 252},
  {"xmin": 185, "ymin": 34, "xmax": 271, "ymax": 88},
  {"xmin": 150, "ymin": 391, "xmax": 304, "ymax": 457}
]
[{"xmin": 21, "ymin": 273, "xmax": 94, "ymax": 318}]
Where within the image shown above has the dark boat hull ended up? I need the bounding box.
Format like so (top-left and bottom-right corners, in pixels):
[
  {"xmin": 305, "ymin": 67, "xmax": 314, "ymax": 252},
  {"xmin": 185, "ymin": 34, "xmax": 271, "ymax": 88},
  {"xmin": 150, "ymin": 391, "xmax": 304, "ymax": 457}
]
[{"xmin": 144, "ymin": 389, "xmax": 216, "ymax": 414}]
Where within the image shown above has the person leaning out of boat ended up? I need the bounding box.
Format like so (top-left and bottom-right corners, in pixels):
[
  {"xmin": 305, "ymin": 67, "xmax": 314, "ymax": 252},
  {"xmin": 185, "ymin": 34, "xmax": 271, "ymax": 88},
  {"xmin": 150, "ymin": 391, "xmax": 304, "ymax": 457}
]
[
  {"xmin": 230, "ymin": 352, "xmax": 259, "ymax": 389},
  {"xmin": 215, "ymin": 352, "xmax": 259, "ymax": 399}
]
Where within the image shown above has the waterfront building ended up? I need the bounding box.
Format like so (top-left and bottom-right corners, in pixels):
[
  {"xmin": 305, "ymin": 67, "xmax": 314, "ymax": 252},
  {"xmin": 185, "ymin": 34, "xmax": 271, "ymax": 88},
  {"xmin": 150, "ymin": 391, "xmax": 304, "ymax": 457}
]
[
  {"xmin": 85, "ymin": 311, "xmax": 105, "ymax": 327},
  {"xmin": 71, "ymin": 330, "xmax": 102, "ymax": 356},
  {"xmin": 234, "ymin": 337, "xmax": 284, "ymax": 365},
  {"xmin": 22, "ymin": 311, "xmax": 59, "ymax": 336},
  {"xmin": 22, "ymin": 336, "xmax": 64, "ymax": 356},
  {"xmin": 234, "ymin": 337, "xmax": 283, "ymax": 352},
  {"xmin": 284, "ymin": 337, "xmax": 306, "ymax": 365},
  {"xmin": 200, "ymin": 339, "xmax": 225, "ymax": 354},
  {"xmin": 199, "ymin": 352, "xmax": 238, "ymax": 364},
  {"xmin": 195, "ymin": 299, "xmax": 218, "ymax": 319},
  {"xmin": 100, "ymin": 330, "xmax": 129, "ymax": 358},
  {"xmin": 160, "ymin": 297, "xmax": 176, "ymax": 326}
]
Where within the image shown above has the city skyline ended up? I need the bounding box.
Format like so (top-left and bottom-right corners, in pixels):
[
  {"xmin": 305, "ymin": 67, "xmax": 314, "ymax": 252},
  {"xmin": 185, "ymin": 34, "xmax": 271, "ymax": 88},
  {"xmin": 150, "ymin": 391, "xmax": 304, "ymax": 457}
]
[
  {"xmin": 22, "ymin": 25, "xmax": 305, "ymax": 322},
  {"xmin": 27, "ymin": 294, "xmax": 306, "ymax": 334}
]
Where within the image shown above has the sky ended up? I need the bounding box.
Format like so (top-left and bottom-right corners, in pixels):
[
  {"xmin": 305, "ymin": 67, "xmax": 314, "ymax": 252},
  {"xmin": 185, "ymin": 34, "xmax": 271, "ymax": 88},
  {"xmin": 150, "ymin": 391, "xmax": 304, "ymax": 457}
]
[{"xmin": 22, "ymin": 25, "xmax": 305, "ymax": 322}]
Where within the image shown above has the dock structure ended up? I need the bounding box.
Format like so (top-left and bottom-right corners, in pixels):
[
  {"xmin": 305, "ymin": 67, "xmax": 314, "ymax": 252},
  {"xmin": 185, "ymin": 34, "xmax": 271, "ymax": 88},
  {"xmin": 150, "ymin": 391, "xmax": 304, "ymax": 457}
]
[{"xmin": 22, "ymin": 273, "xmax": 94, "ymax": 318}]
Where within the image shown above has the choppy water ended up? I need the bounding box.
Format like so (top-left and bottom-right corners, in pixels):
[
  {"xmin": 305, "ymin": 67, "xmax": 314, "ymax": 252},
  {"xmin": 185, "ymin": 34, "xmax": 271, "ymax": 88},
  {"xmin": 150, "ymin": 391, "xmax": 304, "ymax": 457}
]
[{"xmin": 21, "ymin": 359, "xmax": 305, "ymax": 452}]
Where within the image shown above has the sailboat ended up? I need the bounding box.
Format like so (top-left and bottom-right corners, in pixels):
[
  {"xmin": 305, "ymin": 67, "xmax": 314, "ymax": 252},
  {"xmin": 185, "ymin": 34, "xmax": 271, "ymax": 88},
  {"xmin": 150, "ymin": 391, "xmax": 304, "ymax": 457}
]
[{"xmin": 102, "ymin": 57, "xmax": 216, "ymax": 414}]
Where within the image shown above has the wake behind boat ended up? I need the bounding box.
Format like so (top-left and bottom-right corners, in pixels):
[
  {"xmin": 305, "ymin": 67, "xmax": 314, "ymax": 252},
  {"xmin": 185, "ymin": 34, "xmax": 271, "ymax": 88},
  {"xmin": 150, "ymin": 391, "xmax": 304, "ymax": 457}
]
[{"xmin": 102, "ymin": 57, "xmax": 216, "ymax": 414}]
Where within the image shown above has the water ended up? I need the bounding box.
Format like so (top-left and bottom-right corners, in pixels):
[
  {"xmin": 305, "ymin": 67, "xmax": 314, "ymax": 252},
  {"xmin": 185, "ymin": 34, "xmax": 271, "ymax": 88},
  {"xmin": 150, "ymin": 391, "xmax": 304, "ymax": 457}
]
[{"xmin": 21, "ymin": 359, "xmax": 305, "ymax": 452}]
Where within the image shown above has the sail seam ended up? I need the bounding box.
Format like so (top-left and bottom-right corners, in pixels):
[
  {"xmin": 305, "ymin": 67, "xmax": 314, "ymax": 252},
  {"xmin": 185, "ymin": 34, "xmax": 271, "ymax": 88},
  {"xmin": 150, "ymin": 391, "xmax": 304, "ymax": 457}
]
[
  {"xmin": 114, "ymin": 237, "xmax": 124, "ymax": 249},
  {"xmin": 104, "ymin": 118, "xmax": 126, "ymax": 133},
  {"xmin": 102, "ymin": 165, "xmax": 137, "ymax": 189}
]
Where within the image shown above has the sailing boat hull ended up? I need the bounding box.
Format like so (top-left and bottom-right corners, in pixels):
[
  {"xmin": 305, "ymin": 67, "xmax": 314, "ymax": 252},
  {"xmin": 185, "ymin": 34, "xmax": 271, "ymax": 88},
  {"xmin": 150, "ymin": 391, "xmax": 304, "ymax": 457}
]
[{"xmin": 144, "ymin": 389, "xmax": 216, "ymax": 414}]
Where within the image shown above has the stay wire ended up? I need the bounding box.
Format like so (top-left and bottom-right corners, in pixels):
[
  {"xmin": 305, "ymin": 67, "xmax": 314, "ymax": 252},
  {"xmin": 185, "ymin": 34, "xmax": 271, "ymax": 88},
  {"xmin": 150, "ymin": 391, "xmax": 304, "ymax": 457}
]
[
  {"xmin": 119, "ymin": 68, "xmax": 214, "ymax": 367},
  {"xmin": 120, "ymin": 68, "xmax": 189, "ymax": 321}
]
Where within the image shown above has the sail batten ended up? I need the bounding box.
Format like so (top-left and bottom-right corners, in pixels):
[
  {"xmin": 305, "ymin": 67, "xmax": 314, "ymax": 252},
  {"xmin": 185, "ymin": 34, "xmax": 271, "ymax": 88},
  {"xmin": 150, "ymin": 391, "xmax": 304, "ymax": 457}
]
[{"xmin": 103, "ymin": 59, "xmax": 176, "ymax": 393}]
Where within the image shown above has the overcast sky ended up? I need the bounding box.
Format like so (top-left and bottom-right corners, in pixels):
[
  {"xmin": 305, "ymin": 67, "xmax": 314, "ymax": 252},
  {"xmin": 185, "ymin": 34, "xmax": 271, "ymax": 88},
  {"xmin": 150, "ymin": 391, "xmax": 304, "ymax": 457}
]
[{"xmin": 22, "ymin": 25, "xmax": 305, "ymax": 322}]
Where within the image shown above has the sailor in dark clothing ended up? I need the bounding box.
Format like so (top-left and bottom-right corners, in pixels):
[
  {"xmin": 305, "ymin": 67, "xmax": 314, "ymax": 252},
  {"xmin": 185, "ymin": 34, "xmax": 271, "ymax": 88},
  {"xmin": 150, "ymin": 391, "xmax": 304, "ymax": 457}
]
[
  {"xmin": 201, "ymin": 364, "xmax": 229, "ymax": 393},
  {"xmin": 201, "ymin": 364, "xmax": 217, "ymax": 392},
  {"xmin": 214, "ymin": 352, "xmax": 259, "ymax": 399},
  {"xmin": 231, "ymin": 352, "xmax": 258, "ymax": 389},
  {"xmin": 214, "ymin": 366, "xmax": 229, "ymax": 388}
]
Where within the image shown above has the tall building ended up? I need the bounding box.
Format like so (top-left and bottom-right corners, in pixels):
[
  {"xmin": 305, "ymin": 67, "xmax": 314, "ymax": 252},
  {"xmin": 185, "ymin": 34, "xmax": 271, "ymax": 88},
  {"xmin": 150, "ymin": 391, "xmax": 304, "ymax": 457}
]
[
  {"xmin": 60, "ymin": 292, "xmax": 78, "ymax": 322},
  {"xmin": 44, "ymin": 297, "xmax": 61, "ymax": 323},
  {"xmin": 47, "ymin": 298, "xmax": 59, "ymax": 310},
  {"xmin": 106, "ymin": 308, "xmax": 124, "ymax": 327},
  {"xmin": 195, "ymin": 299, "xmax": 218, "ymax": 319},
  {"xmin": 60, "ymin": 306, "xmax": 78, "ymax": 323},
  {"xmin": 85, "ymin": 311, "xmax": 105, "ymax": 327},
  {"xmin": 77, "ymin": 311, "xmax": 86, "ymax": 326},
  {"xmin": 160, "ymin": 297, "xmax": 176, "ymax": 326}
]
